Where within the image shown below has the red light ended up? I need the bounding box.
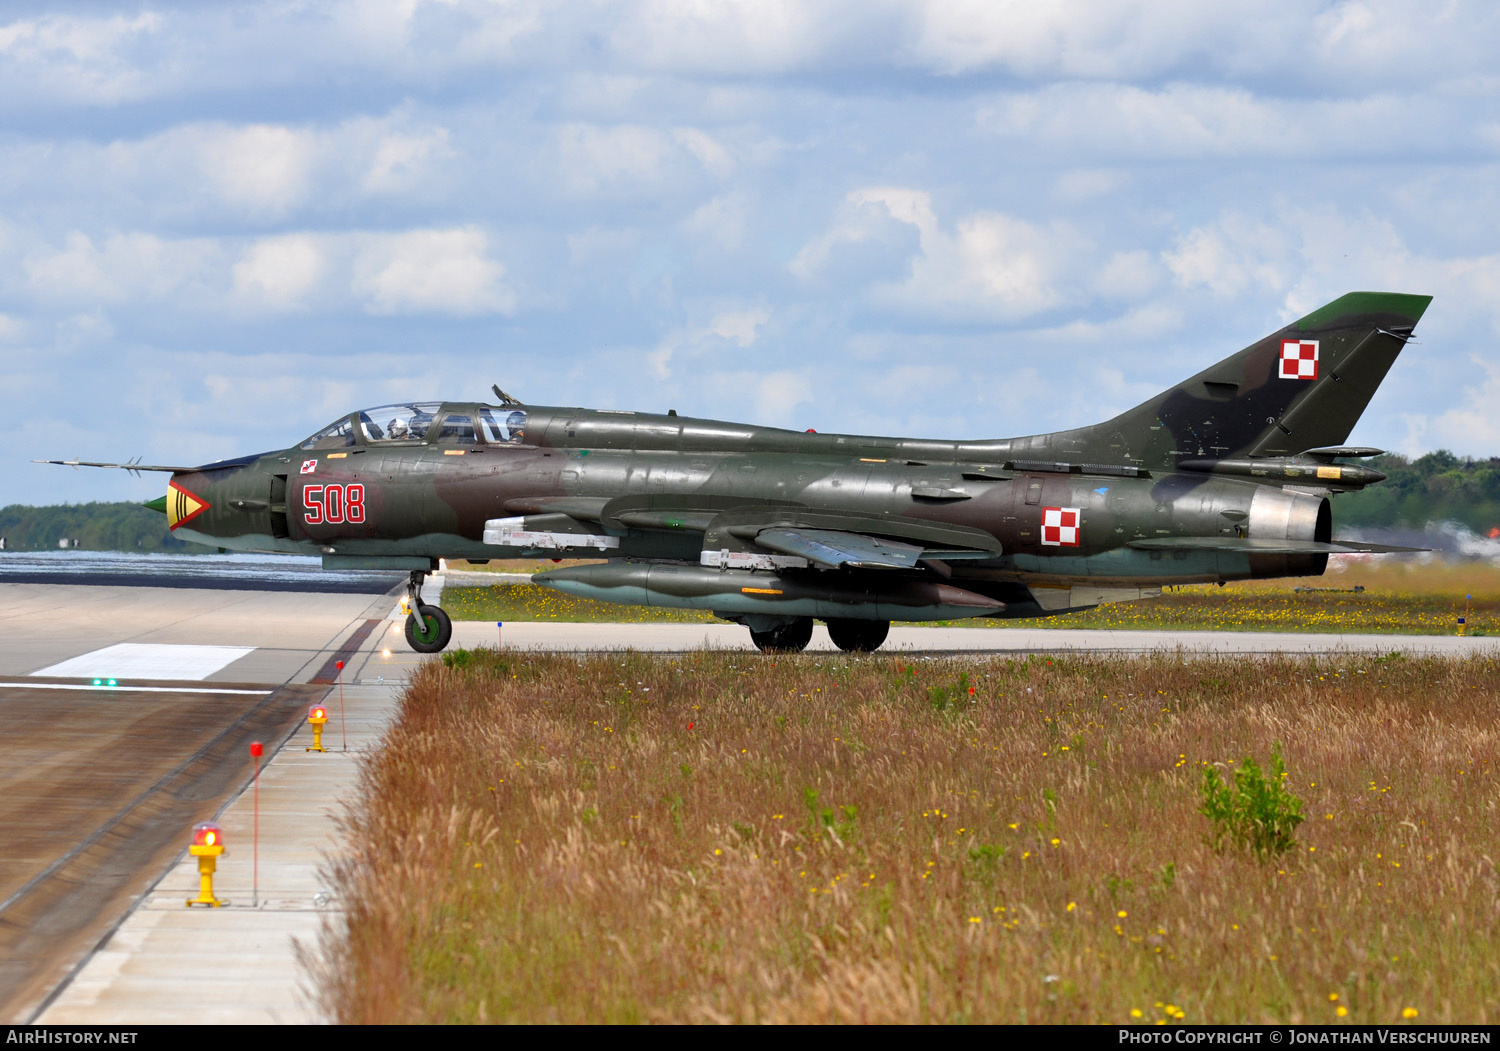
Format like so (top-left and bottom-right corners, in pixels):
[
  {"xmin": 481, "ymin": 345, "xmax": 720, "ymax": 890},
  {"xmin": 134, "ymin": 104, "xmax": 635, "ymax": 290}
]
[
  {"xmin": 193, "ymin": 822, "xmax": 223, "ymax": 848},
  {"xmin": 309, "ymin": 706, "xmax": 327, "ymax": 720},
  {"xmin": 250, "ymin": 741, "xmax": 263, "ymax": 758},
  {"xmin": 336, "ymin": 660, "xmax": 345, "ymax": 671}
]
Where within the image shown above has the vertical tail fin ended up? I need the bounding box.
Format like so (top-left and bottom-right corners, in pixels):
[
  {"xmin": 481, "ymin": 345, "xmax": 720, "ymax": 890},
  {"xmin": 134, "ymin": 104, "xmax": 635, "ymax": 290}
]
[{"xmin": 1044, "ymin": 292, "xmax": 1432, "ymax": 469}]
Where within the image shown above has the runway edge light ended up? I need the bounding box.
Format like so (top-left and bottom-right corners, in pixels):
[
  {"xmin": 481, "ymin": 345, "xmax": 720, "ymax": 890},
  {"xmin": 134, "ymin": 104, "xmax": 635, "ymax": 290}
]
[
  {"xmin": 307, "ymin": 703, "xmax": 329, "ymax": 753},
  {"xmin": 186, "ymin": 822, "xmax": 226, "ymax": 908}
]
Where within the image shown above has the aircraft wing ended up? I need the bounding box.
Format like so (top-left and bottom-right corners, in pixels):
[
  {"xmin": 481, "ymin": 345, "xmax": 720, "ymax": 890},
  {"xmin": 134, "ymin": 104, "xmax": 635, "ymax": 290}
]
[
  {"xmin": 1128, "ymin": 537, "xmax": 1425, "ymax": 555},
  {"xmin": 755, "ymin": 528, "xmax": 927, "ymax": 570}
]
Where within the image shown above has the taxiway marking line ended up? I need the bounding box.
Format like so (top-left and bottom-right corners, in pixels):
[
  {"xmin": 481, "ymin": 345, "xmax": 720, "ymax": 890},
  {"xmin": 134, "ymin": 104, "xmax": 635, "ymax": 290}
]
[{"xmin": 0, "ymin": 682, "xmax": 268, "ymax": 695}]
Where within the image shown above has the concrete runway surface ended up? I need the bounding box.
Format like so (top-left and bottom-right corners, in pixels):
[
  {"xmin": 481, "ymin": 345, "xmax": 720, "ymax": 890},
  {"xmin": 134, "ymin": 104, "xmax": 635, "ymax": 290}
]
[
  {"xmin": 3, "ymin": 574, "xmax": 1497, "ymax": 1024},
  {"xmin": 444, "ymin": 618, "xmax": 1500, "ymax": 658}
]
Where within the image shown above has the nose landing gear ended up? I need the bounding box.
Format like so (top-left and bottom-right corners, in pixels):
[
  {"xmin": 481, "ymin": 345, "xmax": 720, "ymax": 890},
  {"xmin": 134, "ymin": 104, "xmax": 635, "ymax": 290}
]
[{"xmin": 403, "ymin": 570, "xmax": 453, "ymax": 653}]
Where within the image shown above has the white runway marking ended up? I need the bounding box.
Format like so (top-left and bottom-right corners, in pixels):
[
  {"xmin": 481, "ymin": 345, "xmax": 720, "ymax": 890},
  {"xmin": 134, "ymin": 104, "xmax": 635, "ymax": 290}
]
[
  {"xmin": 0, "ymin": 681, "xmax": 266, "ymax": 695},
  {"xmin": 31, "ymin": 644, "xmax": 256, "ymax": 681}
]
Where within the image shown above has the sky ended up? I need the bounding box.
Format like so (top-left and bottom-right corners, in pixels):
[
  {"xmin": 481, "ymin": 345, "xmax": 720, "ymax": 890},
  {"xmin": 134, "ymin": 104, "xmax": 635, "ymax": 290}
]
[{"xmin": 5, "ymin": 0, "xmax": 1500, "ymax": 506}]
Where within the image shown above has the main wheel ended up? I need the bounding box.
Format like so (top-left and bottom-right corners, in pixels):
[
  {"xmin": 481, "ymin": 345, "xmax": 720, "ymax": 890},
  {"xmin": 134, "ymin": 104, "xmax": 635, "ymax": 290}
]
[
  {"xmin": 405, "ymin": 603, "xmax": 453, "ymax": 653},
  {"xmin": 826, "ymin": 618, "xmax": 890, "ymax": 653},
  {"xmin": 749, "ymin": 616, "xmax": 814, "ymax": 654}
]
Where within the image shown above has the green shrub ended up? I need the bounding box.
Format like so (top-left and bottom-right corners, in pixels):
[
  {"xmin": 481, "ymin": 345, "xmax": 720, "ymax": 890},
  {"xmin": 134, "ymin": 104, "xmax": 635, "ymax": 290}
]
[
  {"xmin": 1200, "ymin": 747, "xmax": 1305, "ymax": 857},
  {"xmin": 440, "ymin": 648, "xmax": 509, "ymax": 676}
]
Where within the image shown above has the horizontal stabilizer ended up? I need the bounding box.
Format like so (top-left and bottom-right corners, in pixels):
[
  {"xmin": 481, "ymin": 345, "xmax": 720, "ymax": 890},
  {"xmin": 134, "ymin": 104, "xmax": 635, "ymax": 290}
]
[
  {"xmin": 756, "ymin": 528, "xmax": 926, "ymax": 569},
  {"xmin": 1128, "ymin": 537, "xmax": 1425, "ymax": 555}
]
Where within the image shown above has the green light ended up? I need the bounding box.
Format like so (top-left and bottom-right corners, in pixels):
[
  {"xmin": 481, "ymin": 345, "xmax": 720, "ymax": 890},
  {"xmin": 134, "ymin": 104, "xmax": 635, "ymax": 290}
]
[
  {"xmin": 92, "ymin": 678, "xmax": 102, "ymax": 686},
  {"xmin": 107, "ymin": 678, "xmax": 118, "ymax": 687}
]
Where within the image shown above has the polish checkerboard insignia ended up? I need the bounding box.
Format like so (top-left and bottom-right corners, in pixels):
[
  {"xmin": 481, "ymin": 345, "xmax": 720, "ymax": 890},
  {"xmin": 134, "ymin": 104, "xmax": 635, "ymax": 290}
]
[
  {"xmin": 1041, "ymin": 506, "xmax": 1081, "ymax": 547},
  {"xmin": 300, "ymin": 459, "xmax": 318, "ymax": 474},
  {"xmin": 1279, "ymin": 339, "xmax": 1319, "ymax": 380}
]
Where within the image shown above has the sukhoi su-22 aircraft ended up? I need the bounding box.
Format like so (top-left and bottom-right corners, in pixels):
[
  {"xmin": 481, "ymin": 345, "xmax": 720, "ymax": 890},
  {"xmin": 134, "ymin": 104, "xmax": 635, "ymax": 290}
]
[{"xmin": 41, "ymin": 292, "xmax": 1429, "ymax": 654}]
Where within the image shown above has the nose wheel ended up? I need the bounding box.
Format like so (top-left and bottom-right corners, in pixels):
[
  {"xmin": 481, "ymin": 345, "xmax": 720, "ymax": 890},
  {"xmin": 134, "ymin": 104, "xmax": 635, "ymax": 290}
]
[
  {"xmin": 405, "ymin": 603, "xmax": 453, "ymax": 653},
  {"xmin": 403, "ymin": 570, "xmax": 453, "ymax": 653}
]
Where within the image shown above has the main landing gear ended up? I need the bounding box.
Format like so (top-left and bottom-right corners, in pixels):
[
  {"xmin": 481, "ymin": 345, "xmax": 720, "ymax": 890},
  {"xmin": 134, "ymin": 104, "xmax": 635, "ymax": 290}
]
[
  {"xmin": 825, "ymin": 618, "xmax": 890, "ymax": 653},
  {"xmin": 739, "ymin": 615, "xmax": 892, "ymax": 654},
  {"xmin": 403, "ymin": 570, "xmax": 453, "ymax": 653}
]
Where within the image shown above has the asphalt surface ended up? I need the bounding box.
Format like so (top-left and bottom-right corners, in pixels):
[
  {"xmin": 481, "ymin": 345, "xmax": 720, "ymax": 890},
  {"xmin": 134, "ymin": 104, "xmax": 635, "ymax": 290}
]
[
  {"xmin": 0, "ymin": 678, "xmax": 325, "ymax": 1022},
  {"xmin": 0, "ymin": 579, "xmax": 399, "ymax": 1023},
  {"xmin": 0, "ymin": 551, "xmax": 402, "ymax": 594}
]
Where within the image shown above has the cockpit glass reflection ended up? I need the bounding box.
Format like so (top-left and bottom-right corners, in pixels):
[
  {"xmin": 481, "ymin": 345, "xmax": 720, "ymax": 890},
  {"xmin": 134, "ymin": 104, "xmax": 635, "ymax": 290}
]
[
  {"xmin": 479, "ymin": 407, "xmax": 527, "ymax": 444},
  {"xmin": 357, "ymin": 403, "xmax": 444, "ymax": 443}
]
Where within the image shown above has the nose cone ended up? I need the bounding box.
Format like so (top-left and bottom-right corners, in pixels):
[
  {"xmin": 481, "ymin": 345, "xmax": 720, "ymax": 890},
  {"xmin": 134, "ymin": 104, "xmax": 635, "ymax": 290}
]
[{"xmin": 166, "ymin": 477, "xmax": 212, "ymax": 531}]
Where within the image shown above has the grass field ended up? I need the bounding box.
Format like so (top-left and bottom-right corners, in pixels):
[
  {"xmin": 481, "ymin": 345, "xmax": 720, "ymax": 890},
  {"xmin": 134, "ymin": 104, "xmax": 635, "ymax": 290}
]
[
  {"xmin": 316, "ymin": 650, "xmax": 1500, "ymax": 1024},
  {"xmin": 442, "ymin": 557, "xmax": 1500, "ymax": 636}
]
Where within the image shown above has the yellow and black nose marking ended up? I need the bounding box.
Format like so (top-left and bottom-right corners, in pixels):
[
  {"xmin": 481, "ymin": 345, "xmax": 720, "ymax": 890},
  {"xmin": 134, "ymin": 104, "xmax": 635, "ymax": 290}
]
[{"xmin": 166, "ymin": 479, "xmax": 210, "ymax": 531}]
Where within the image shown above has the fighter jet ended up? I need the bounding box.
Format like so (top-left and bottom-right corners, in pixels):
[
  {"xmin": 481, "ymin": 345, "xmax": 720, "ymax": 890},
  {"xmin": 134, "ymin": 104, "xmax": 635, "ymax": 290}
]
[{"xmin": 40, "ymin": 291, "xmax": 1429, "ymax": 654}]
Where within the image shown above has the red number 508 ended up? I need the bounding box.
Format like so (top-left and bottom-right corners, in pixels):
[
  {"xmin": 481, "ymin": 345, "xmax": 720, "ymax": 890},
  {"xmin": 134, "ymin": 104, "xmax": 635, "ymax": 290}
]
[{"xmin": 303, "ymin": 483, "xmax": 366, "ymax": 524}]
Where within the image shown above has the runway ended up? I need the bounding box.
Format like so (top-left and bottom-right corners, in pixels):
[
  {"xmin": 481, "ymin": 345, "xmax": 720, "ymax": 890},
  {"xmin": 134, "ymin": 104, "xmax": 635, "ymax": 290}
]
[
  {"xmin": 0, "ymin": 550, "xmax": 401, "ymax": 594},
  {"xmin": 436, "ymin": 619, "xmax": 1500, "ymax": 659},
  {"xmin": 0, "ymin": 581, "xmax": 396, "ymax": 1023}
]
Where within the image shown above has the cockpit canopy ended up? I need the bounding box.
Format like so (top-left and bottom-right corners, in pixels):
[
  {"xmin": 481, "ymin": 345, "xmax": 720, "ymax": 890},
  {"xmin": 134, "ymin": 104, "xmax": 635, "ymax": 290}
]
[{"xmin": 299, "ymin": 403, "xmax": 529, "ymax": 450}]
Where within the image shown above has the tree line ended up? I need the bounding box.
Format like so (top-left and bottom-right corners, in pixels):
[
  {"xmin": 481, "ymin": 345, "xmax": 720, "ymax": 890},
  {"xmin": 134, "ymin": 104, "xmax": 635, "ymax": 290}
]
[
  {"xmin": 0, "ymin": 502, "xmax": 212, "ymax": 553},
  {"xmin": 1334, "ymin": 451, "xmax": 1500, "ymax": 536}
]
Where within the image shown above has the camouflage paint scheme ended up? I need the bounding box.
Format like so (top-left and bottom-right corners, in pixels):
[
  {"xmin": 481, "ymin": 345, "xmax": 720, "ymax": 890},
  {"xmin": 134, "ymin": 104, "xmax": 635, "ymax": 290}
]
[{"xmin": 44, "ymin": 292, "xmax": 1432, "ymax": 652}]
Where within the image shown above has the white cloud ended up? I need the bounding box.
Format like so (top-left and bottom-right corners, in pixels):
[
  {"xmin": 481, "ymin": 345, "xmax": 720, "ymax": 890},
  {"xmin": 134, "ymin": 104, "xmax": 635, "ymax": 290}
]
[
  {"xmin": 0, "ymin": 111, "xmax": 458, "ymax": 231},
  {"xmin": 910, "ymin": 0, "xmax": 1500, "ymax": 87},
  {"xmin": 609, "ymin": 0, "xmax": 839, "ymax": 75},
  {"xmin": 1403, "ymin": 356, "xmax": 1500, "ymax": 457},
  {"xmin": 1162, "ymin": 205, "xmax": 1500, "ymax": 322},
  {"xmin": 0, "ymin": 12, "xmax": 162, "ymax": 104},
  {"xmin": 196, "ymin": 124, "xmax": 319, "ymax": 216},
  {"xmin": 682, "ymin": 193, "xmax": 750, "ymax": 250},
  {"xmin": 672, "ymin": 127, "xmax": 734, "ymax": 178},
  {"xmin": 361, "ymin": 124, "xmax": 452, "ymax": 194},
  {"xmin": 1163, "ymin": 216, "xmax": 1290, "ymax": 298},
  {"xmin": 23, "ymin": 231, "xmax": 225, "ymax": 305},
  {"xmin": 231, "ymin": 235, "xmax": 328, "ymax": 310},
  {"xmin": 696, "ymin": 365, "xmax": 813, "ymax": 426},
  {"xmin": 350, "ymin": 227, "xmax": 514, "ymax": 315},
  {"xmin": 975, "ymin": 82, "xmax": 1466, "ymax": 162},
  {"xmin": 1095, "ymin": 250, "xmax": 1164, "ymax": 300},
  {"xmin": 647, "ymin": 306, "xmax": 770, "ymax": 377},
  {"xmin": 787, "ymin": 191, "xmax": 918, "ymax": 281},
  {"xmin": 797, "ymin": 187, "xmax": 1090, "ymax": 320},
  {"xmin": 555, "ymin": 122, "xmax": 732, "ymax": 196},
  {"xmin": 17, "ymin": 224, "xmax": 514, "ymax": 318}
]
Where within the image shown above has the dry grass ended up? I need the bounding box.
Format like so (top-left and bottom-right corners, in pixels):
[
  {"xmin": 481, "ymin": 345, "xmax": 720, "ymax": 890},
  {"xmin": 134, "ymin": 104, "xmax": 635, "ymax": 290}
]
[{"xmin": 317, "ymin": 650, "xmax": 1500, "ymax": 1024}]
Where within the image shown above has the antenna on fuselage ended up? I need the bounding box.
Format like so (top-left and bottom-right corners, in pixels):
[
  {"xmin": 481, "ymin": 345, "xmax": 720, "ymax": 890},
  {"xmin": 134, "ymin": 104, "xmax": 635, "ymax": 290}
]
[{"xmin": 491, "ymin": 385, "xmax": 522, "ymax": 406}]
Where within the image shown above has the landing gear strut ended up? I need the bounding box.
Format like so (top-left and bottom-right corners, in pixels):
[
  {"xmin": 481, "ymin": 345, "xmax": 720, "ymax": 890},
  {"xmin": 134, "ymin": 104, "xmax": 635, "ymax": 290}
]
[
  {"xmin": 403, "ymin": 570, "xmax": 453, "ymax": 653},
  {"xmin": 826, "ymin": 618, "xmax": 890, "ymax": 653}
]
